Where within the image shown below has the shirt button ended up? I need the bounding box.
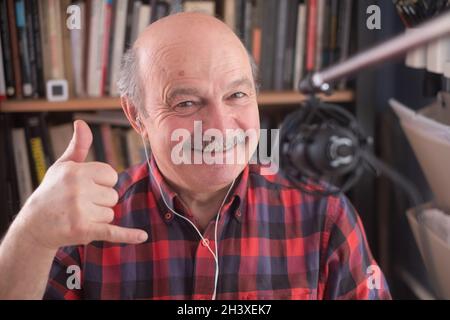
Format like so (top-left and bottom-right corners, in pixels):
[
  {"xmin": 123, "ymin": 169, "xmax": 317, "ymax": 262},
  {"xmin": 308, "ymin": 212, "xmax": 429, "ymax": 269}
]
[
  {"xmin": 201, "ymin": 238, "xmax": 210, "ymax": 247},
  {"xmin": 164, "ymin": 212, "xmax": 173, "ymax": 220}
]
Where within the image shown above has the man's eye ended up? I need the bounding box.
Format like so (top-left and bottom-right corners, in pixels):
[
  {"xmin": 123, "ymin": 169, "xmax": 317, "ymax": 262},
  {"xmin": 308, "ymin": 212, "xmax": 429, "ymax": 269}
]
[
  {"xmin": 176, "ymin": 101, "xmax": 195, "ymax": 108},
  {"xmin": 230, "ymin": 92, "xmax": 247, "ymax": 99}
]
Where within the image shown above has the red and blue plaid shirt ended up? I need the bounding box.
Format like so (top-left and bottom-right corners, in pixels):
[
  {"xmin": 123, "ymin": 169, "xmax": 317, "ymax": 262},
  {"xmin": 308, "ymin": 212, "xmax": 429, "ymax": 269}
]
[{"xmin": 44, "ymin": 156, "xmax": 391, "ymax": 300}]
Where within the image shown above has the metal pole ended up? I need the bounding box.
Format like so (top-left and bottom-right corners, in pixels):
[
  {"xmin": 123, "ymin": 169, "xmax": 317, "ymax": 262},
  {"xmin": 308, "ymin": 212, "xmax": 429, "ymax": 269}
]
[{"xmin": 299, "ymin": 10, "xmax": 450, "ymax": 93}]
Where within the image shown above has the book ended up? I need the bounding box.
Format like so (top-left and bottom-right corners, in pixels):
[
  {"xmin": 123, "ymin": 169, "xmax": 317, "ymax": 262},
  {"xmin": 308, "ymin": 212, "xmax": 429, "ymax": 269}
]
[
  {"xmin": 60, "ymin": 0, "xmax": 75, "ymax": 98},
  {"xmin": 183, "ymin": 0, "xmax": 215, "ymax": 15},
  {"xmin": 46, "ymin": 0, "xmax": 65, "ymax": 80},
  {"xmin": 87, "ymin": 0, "xmax": 106, "ymax": 97},
  {"xmin": 223, "ymin": 0, "xmax": 236, "ymax": 32},
  {"xmin": 123, "ymin": 0, "xmax": 136, "ymax": 49},
  {"xmin": 250, "ymin": 0, "xmax": 263, "ymax": 66},
  {"xmin": 305, "ymin": 0, "xmax": 317, "ymax": 72},
  {"xmin": 73, "ymin": 111, "xmax": 131, "ymax": 127},
  {"xmin": 151, "ymin": 0, "xmax": 170, "ymax": 22},
  {"xmin": 126, "ymin": 128, "xmax": 146, "ymax": 166},
  {"xmin": 273, "ymin": 0, "xmax": 289, "ymax": 91},
  {"xmin": 70, "ymin": 0, "xmax": 86, "ymax": 97},
  {"xmin": 101, "ymin": 0, "xmax": 114, "ymax": 95},
  {"xmin": 91, "ymin": 124, "xmax": 106, "ymax": 162},
  {"xmin": 260, "ymin": 0, "xmax": 277, "ymax": 90},
  {"xmin": 337, "ymin": 0, "xmax": 353, "ymax": 90},
  {"xmin": 0, "ymin": 0, "xmax": 16, "ymax": 97},
  {"xmin": 100, "ymin": 123, "xmax": 119, "ymax": 170},
  {"xmin": 135, "ymin": 3, "xmax": 151, "ymax": 43},
  {"xmin": 328, "ymin": 0, "xmax": 339, "ymax": 65},
  {"xmin": 24, "ymin": 115, "xmax": 53, "ymax": 186},
  {"xmin": 7, "ymin": 0, "xmax": 23, "ymax": 98},
  {"xmin": 315, "ymin": 0, "xmax": 326, "ymax": 71},
  {"xmin": 48, "ymin": 122, "xmax": 95, "ymax": 162},
  {"xmin": 293, "ymin": 2, "xmax": 307, "ymax": 90},
  {"xmin": 29, "ymin": 0, "xmax": 45, "ymax": 97},
  {"xmin": 169, "ymin": 0, "xmax": 183, "ymax": 14},
  {"xmin": 15, "ymin": 0, "xmax": 36, "ymax": 97},
  {"xmin": 129, "ymin": 1, "xmax": 143, "ymax": 46},
  {"xmin": 12, "ymin": 127, "xmax": 33, "ymax": 207},
  {"xmin": 0, "ymin": 114, "xmax": 20, "ymax": 230},
  {"xmin": 112, "ymin": 127, "xmax": 126, "ymax": 172},
  {"xmin": 108, "ymin": 0, "xmax": 129, "ymax": 96},
  {"xmin": 283, "ymin": 0, "xmax": 298, "ymax": 90},
  {"xmin": 0, "ymin": 32, "xmax": 6, "ymax": 100}
]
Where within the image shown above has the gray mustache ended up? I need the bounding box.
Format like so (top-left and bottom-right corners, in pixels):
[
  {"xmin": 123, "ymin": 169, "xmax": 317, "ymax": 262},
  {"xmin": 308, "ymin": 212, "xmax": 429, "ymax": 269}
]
[{"xmin": 184, "ymin": 133, "xmax": 247, "ymax": 153}]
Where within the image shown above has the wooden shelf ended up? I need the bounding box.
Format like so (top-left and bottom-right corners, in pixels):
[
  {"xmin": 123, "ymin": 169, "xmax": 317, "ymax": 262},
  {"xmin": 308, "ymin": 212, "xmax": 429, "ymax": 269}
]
[{"xmin": 0, "ymin": 90, "xmax": 354, "ymax": 113}]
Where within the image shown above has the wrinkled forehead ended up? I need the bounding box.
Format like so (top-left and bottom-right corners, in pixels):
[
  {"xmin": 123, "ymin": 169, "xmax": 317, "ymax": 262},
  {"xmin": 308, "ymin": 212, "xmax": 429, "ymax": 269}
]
[{"xmin": 135, "ymin": 35, "xmax": 252, "ymax": 86}]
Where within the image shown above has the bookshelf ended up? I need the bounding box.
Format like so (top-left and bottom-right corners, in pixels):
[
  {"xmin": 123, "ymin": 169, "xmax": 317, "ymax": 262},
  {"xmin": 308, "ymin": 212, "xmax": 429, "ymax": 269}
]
[
  {"xmin": 0, "ymin": 90, "xmax": 354, "ymax": 112},
  {"xmin": 0, "ymin": 0, "xmax": 359, "ymax": 240}
]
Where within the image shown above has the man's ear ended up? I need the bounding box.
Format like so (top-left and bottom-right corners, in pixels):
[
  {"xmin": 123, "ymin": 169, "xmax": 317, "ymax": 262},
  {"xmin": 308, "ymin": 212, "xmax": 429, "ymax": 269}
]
[{"xmin": 121, "ymin": 96, "xmax": 145, "ymax": 136}]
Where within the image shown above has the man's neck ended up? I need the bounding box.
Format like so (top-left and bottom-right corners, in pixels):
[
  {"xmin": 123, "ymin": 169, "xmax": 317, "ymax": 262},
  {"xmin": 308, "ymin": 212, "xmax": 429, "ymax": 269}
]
[{"xmin": 168, "ymin": 182, "xmax": 233, "ymax": 232}]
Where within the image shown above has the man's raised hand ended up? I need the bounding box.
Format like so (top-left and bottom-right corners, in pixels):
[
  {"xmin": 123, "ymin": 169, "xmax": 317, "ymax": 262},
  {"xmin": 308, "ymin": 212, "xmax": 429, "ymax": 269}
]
[{"xmin": 14, "ymin": 120, "xmax": 148, "ymax": 251}]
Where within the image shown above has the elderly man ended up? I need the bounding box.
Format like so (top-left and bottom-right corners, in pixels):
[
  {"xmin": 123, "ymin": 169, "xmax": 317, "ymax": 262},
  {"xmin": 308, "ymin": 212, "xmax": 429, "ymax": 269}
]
[{"xmin": 0, "ymin": 12, "xmax": 390, "ymax": 300}]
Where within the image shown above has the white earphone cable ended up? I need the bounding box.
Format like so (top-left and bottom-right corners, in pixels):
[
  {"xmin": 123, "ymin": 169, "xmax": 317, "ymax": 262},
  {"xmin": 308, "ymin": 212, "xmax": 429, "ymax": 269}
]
[{"xmin": 137, "ymin": 120, "xmax": 235, "ymax": 300}]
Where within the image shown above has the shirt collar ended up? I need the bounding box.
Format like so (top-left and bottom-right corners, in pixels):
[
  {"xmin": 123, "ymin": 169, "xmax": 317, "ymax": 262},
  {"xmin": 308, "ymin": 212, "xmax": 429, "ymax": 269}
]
[{"xmin": 147, "ymin": 154, "xmax": 249, "ymax": 224}]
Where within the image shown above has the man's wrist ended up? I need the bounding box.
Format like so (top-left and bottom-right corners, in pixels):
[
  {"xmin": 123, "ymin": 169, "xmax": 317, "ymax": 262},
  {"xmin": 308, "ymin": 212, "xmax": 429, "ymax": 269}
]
[{"xmin": 6, "ymin": 212, "xmax": 58, "ymax": 258}]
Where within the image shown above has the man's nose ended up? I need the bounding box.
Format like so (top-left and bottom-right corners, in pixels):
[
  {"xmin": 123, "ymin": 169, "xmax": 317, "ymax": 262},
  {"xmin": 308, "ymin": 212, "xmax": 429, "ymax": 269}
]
[{"xmin": 202, "ymin": 101, "xmax": 236, "ymax": 132}]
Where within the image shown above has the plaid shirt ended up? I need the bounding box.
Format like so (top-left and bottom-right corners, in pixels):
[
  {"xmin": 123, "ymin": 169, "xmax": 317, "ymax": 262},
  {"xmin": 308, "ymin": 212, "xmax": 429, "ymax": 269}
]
[{"xmin": 44, "ymin": 156, "xmax": 391, "ymax": 300}]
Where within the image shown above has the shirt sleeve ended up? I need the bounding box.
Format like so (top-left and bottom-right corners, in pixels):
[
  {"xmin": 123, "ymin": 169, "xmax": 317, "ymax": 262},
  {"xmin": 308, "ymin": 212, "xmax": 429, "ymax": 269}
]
[
  {"xmin": 43, "ymin": 245, "xmax": 84, "ymax": 300},
  {"xmin": 319, "ymin": 194, "xmax": 392, "ymax": 300}
]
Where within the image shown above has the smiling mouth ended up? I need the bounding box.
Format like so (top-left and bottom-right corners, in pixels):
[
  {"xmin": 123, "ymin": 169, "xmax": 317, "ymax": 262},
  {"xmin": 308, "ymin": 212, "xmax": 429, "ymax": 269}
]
[{"xmin": 190, "ymin": 135, "xmax": 246, "ymax": 153}]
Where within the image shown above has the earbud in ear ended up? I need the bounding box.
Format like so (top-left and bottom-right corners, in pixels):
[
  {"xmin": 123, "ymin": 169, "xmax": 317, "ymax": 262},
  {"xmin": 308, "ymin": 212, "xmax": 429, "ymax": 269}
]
[{"xmin": 136, "ymin": 116, "xmax": 141, "ymax": 128}]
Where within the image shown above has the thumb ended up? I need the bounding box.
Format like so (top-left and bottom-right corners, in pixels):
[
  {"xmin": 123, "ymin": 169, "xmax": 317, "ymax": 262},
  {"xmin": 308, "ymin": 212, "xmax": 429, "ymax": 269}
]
[{"xmin": 57, "ymin": 120, "xmax": 93, "ymax": 163}]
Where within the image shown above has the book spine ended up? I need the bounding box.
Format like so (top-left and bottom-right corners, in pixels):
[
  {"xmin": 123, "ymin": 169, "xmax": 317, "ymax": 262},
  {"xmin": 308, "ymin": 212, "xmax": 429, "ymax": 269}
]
[
  {"xmin": 223, "ymin": 0, "xmax": 236, "ymax": 32},
  {"xmin": 24, "ymin": 0, "xmax": 39, "ymax": 97},
  {"xmin": 38, "ymin": 0, "xmax": 50, "ymax": 84},
  {"xmin": 15, "ymin": 0, "xmax": 34, "ymax": 97},
  {"xmin": 7, "ymin": 0, "xmax": 22, "ymax": 98},
  {"xmin": 83, "ymin": 0, "xmax": 91, "ymax": 95},
  {"xmin": 123, "ymin": 0, "xmax": 135, "ymax": 50},
  {"xmin": 0, "ymin": 0, "xmax": 16, "ymax": 98},
  {"xmin": 70, "ymin": 1, "xmax": 85, "ymax": 97},
  {"xmin": 109, "ymin": 0, "xmax": 129, "ymax": 96},
  {"xmin": 328, "ymin": 0, "xmax": 339, "ymax": 65},
  {"xmin": 24, "ymin": 115, "xmax": 53, "ymax": 186},
  {"xmin": 101, "ymin": 0, "xmax": 113, "ymax": 95},
  {"xmin": 87, "ymin": 0, "xmax": 105, "ymax": 97},
  {"xmin": 337, "ymin": 0, "xmax": 353, "ymax": 90},
  {"xmin": 293, "ymin": 2, "xmax": 307, "ymax": 90},
  {"xmin": 283, "ymin": 0, "xmax": 298, "ymax": 90},
  {"xmin": 12, "ymin": 128, "xmax": 33, "ymax": 207},
  {"xmin": 315, "ymin": 0, "xmax": 325, "ymax": 71},
  {"xmin": 0, "ymin": 115, "xmax": 12, "ymax": 234},
  {"xmin": 91, "ymin": 124, "xmax": 106, "ymax": 162},
  {"xmin": 47, "ymin": 0, "xmax": 65, "ymax": 79},
  {"xmin": 260, "ymin": 0, "xmax": 277, "ymax": 90},
  {"xmin": 61, "ymin": 0, "xmax": 75, "ymax": 98},
  {"xmin": 2, "ymin": 115, "xmax": 21, "ymax": 225},
  {"xmin": 243, "ymin": 0, "xmax": 253, "ymax": 52},
  {"xmin": 0, "ymin": 32, "xmax": 5, "ymax": 100},
  {"xmin": 29, "ymin": 0, "xmax": 45, "ymax": 97},
  {"xmin": 251, "ymin": 0, "xmax": 263, "ymax": 67},
  {"xmin": 305, "ymin": 0, "xmax": 317, "ymax": 72},
  {"xmin": 101, "ymin": 124, "xmax": 118, "ymax": 169},
  {"xmin": 273, "ymin": 0, "xmax": 289, "ymax": 91}
]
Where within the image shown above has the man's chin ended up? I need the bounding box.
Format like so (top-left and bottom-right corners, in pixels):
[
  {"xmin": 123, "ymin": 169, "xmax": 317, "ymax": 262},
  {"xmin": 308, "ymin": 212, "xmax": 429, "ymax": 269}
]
[{"xmin": 181, "ymin": 163, "xmax": 246, "ymax": 188}]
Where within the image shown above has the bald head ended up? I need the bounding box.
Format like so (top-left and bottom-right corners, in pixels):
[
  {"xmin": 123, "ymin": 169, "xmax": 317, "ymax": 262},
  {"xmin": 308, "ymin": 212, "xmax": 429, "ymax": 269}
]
[
  {"xmin": 119, "ymin": 12, "xmax": 261, "ymax": 194},
  {"xmin": 134, "ymin": 12, "xmax": 243, "ymax": 51},
  {"xmin": 118, "ymin": 12, "xmax": 259, "ymax": 117}
]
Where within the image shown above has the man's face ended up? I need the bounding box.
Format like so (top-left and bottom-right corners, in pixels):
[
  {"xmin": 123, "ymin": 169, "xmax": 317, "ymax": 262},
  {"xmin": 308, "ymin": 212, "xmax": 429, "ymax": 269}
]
[{"xmin": 138, "ymin": 34, "xmax": 260, "ymax": 192}]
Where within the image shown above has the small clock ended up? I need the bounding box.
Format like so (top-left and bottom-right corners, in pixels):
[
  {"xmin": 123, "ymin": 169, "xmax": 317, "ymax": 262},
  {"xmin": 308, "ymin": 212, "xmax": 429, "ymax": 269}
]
[{"xmin": 46, "ymin": 79, "xmax": 69, "ymax": 102}]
